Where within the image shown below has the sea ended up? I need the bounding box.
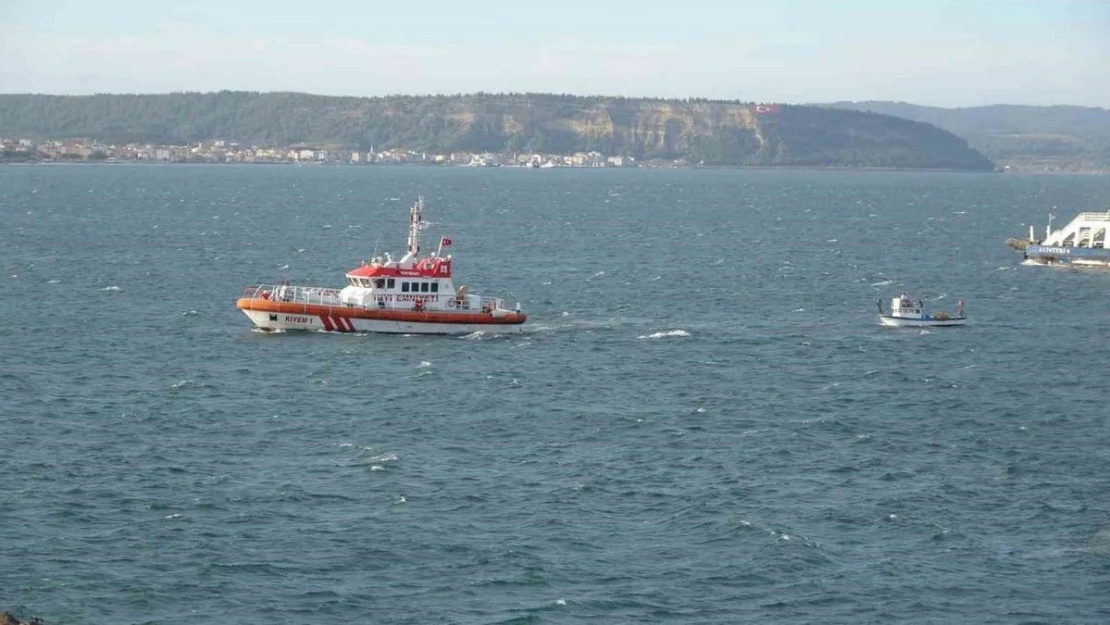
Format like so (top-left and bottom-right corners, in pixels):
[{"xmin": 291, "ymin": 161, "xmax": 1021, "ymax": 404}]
[{"xmin": 2, "ymin": 164, "xmax": 1110, "ymax": 625}]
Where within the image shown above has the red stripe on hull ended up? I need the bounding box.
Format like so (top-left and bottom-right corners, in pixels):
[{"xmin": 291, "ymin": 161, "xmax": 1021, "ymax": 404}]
[{"xmin": 238, "ymin": 298, "xmax": 527, "ymax": 326}]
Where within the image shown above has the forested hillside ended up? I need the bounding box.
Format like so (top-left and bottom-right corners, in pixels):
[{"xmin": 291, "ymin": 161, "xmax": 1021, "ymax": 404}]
[
  {"xmin": 823, "ymin": 101, "xmax": 1110, "ymax": 172},
  {"xmin": 0, "ymin": 92, "xmax": 995, "ymax": 170}
]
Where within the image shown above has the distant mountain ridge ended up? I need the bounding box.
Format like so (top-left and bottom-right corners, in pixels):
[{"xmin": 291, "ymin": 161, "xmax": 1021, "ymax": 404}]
[
  {"xmin": 0, "ymin": 92, "xmax": 994, "ymax": 170},
  {"xmin": 821, "ymin": 101, "xmax": 1110, "ymax": 172}
]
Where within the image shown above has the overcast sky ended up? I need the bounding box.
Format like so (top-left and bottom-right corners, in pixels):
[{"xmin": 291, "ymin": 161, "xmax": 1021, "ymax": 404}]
[{"xmin": 1, "ymin": 0, "xmax": 1107, "ymax": 108}]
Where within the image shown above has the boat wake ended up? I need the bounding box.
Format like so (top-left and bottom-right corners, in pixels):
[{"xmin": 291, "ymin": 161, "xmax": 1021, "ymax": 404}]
[{"xmin": 526, "ymin": 315, "xmax": 624, "ymax": 334}]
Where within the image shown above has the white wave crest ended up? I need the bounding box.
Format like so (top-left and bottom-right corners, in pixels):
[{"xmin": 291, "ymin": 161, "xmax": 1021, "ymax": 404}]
[{"xmin": 638, "ymin": 330, "xmax": 690, "ymax": 339}]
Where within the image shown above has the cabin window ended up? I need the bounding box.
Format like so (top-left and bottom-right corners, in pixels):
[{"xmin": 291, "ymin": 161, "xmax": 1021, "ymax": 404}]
[
  {"xmin": 375, "ymin": 279, "xmax": 385, "ymax": 288},
  {"xmin": 402, "ymin": 282, "xmax": 410, "ymax": 293},
  {"xmin": 387, "ymin": 279, "xmax": 395, "ymax": 289},
  {"xmin": 431, "ymin": 283, "xmax": 439, "ymax": 293},
  {"xmin": 421, "ymin": 282, "xmax": 429, "ymax": 292},
  {"xmin": 349, "ymin": 278, "xmax": 358, "ymax": 286}
]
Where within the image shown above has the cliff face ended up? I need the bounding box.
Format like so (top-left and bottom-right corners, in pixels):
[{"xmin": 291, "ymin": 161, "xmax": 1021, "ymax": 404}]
[{"xmin": 0, "ymin": 92, "xmax": 995, "ymax": 170}]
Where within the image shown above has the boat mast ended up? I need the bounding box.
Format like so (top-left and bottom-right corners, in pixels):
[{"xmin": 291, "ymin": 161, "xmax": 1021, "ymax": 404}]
[{"xmin": 403, "ymin": 196, "xmax": 425, "ymax": 264}]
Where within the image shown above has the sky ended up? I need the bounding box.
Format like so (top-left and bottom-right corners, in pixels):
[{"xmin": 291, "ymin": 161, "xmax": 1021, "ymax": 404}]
[{"xmin": 1, "ymin": 0, "xmax": 1107, "ymax": 108}]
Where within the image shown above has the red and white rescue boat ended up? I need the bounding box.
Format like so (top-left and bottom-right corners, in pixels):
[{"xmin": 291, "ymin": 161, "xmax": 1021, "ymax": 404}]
[{"xmin": 237, "ymin": 197, "xmax": 527, "ymax": 334}]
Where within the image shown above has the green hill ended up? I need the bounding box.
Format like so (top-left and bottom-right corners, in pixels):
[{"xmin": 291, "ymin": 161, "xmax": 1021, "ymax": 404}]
[
  {"xmin": 0, "ymin": 92, "xmax": 994, "ymax": 170},
  {"xmin": 822, "ymin": 101, "xmax": 1110, "ymax": 172}
]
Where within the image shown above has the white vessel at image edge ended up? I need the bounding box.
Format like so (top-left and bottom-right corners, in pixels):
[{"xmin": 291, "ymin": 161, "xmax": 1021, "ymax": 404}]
[{"xmin": 1006, "ymin": 210, "xmax": 1110, "ymax": 267}]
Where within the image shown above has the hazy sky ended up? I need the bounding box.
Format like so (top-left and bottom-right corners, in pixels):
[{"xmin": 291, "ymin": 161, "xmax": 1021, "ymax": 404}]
[{"xmin": 1, "ymin": 0, "xmax": 1107, "ymax": 107}]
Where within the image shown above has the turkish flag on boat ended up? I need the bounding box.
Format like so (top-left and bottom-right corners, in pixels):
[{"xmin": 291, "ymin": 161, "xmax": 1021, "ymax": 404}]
[{"xmin": 440, "ymin": 237, "xmax": 452, "ymax": 246}]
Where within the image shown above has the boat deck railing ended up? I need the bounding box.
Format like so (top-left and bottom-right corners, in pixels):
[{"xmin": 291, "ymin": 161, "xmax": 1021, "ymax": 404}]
[
  {"xmin": 243, "ymin": 284, "xmax": 514, "ymax": 312},
  {"xmin": 1072, "ymin": 211, "xmax": 1110, "ymax": 223},
  {"xmin": 242, "ymin": 284, "xmax": 342, "ymax": 306}
]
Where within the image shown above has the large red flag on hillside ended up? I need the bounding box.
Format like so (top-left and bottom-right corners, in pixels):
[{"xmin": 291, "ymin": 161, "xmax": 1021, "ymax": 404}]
[{"xmin": 753, "ymin": 104, "xmax": 781, "ymax": 115}]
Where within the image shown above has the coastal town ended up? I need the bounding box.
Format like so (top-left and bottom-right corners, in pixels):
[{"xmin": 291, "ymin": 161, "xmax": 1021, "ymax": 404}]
[{"xmin": 0, "ymin": 136, "xmax": 639, "ymax": 168}]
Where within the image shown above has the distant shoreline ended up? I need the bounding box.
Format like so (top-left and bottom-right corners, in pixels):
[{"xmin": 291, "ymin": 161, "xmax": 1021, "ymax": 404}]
[{"xmin": 7, "ymin": 160, "xmax": 1105, "ymax": 174}]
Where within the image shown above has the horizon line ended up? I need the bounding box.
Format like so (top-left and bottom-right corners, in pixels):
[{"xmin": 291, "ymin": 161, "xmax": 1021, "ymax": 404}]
[{"xmin": 0, "ymin": 91, "xmax": 1105, "ymax": 111}]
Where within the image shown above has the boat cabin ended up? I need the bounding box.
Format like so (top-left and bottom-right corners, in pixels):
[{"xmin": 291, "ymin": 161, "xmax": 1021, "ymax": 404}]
[
  {"xmin": 337, "ymin": 253, "xmax": 476, "ymax": 311},
  {"xmin": 890, "ymin": 294, "xmax": 923, "ymax": 318}
]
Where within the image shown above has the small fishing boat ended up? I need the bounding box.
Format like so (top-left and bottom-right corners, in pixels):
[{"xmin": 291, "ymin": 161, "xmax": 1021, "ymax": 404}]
[
  {"xmin": 1006, "ymin": 210, "xmax": 1110, "ymax": 267},
  {"xmin": 236, "ymin": 197, "xmax": 526, "ymax": 334},
  {"xmin": 877, "ymin": 294, "xmax": 966, "ymax": 327}
]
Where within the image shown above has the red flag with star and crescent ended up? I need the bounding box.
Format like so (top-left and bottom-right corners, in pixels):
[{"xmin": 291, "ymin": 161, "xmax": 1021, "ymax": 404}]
[
  {"xmin": 440, "ymin": 237, "xmax": 452, "ymax": 246},
  {"xmin": 753, "ymin": 104, "xmax": 781, "ymax": 115}
]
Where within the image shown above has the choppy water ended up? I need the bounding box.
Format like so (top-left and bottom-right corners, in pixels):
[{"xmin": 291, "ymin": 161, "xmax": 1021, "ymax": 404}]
[{"xmin": 2, "ymin": 164, "xmax": 1110, "ymax": 624}]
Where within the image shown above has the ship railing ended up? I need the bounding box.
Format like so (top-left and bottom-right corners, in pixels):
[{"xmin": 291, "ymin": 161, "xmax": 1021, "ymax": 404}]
[
  {"xmin": 243, "ymin": 284, "xmax": 343, "ymax": 306},
  {"xmin": 477, "ymin": 296, "xmax": 519, "ymax": 312},
  {"xmin": 1073, "ymin": 212, "xmax": 1110, "ymax": 223}
]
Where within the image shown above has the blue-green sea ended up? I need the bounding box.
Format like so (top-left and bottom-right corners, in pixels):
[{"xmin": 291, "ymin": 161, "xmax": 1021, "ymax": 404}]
[{"xmin": 2, "ymin": 164, "xmax": 1110, "ymax": 624}]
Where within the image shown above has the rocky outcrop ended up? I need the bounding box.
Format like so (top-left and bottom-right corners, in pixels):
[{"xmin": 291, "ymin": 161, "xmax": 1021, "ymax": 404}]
[{"xmin": 1, "ymin": 612, "xmax": 44, "ymax": 625}]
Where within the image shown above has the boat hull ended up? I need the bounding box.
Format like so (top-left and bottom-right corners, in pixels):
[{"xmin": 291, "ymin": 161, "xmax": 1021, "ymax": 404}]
[
  {"xmin": 1021, "ymin": 244, "xmax": 1110, "ymax": 268},
  {"xmin": 878, "ymin": 314, "xmax": 966, "ymax": 328},
  {"xmin": 238, "ymin": 298, "xmax": 527, "ymax": 334}
]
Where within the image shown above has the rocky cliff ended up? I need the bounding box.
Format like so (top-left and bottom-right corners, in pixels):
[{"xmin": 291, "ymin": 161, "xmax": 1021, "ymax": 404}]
[{"xmin": 0, "ymin": 92, "xmax": 995, "ymax": 170}]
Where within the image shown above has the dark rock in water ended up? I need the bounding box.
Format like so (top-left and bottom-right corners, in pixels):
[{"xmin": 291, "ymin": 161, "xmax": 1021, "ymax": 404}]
[{"xmin": 1, "ymin": 612, "xmax": 44, "ymax": 625}]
